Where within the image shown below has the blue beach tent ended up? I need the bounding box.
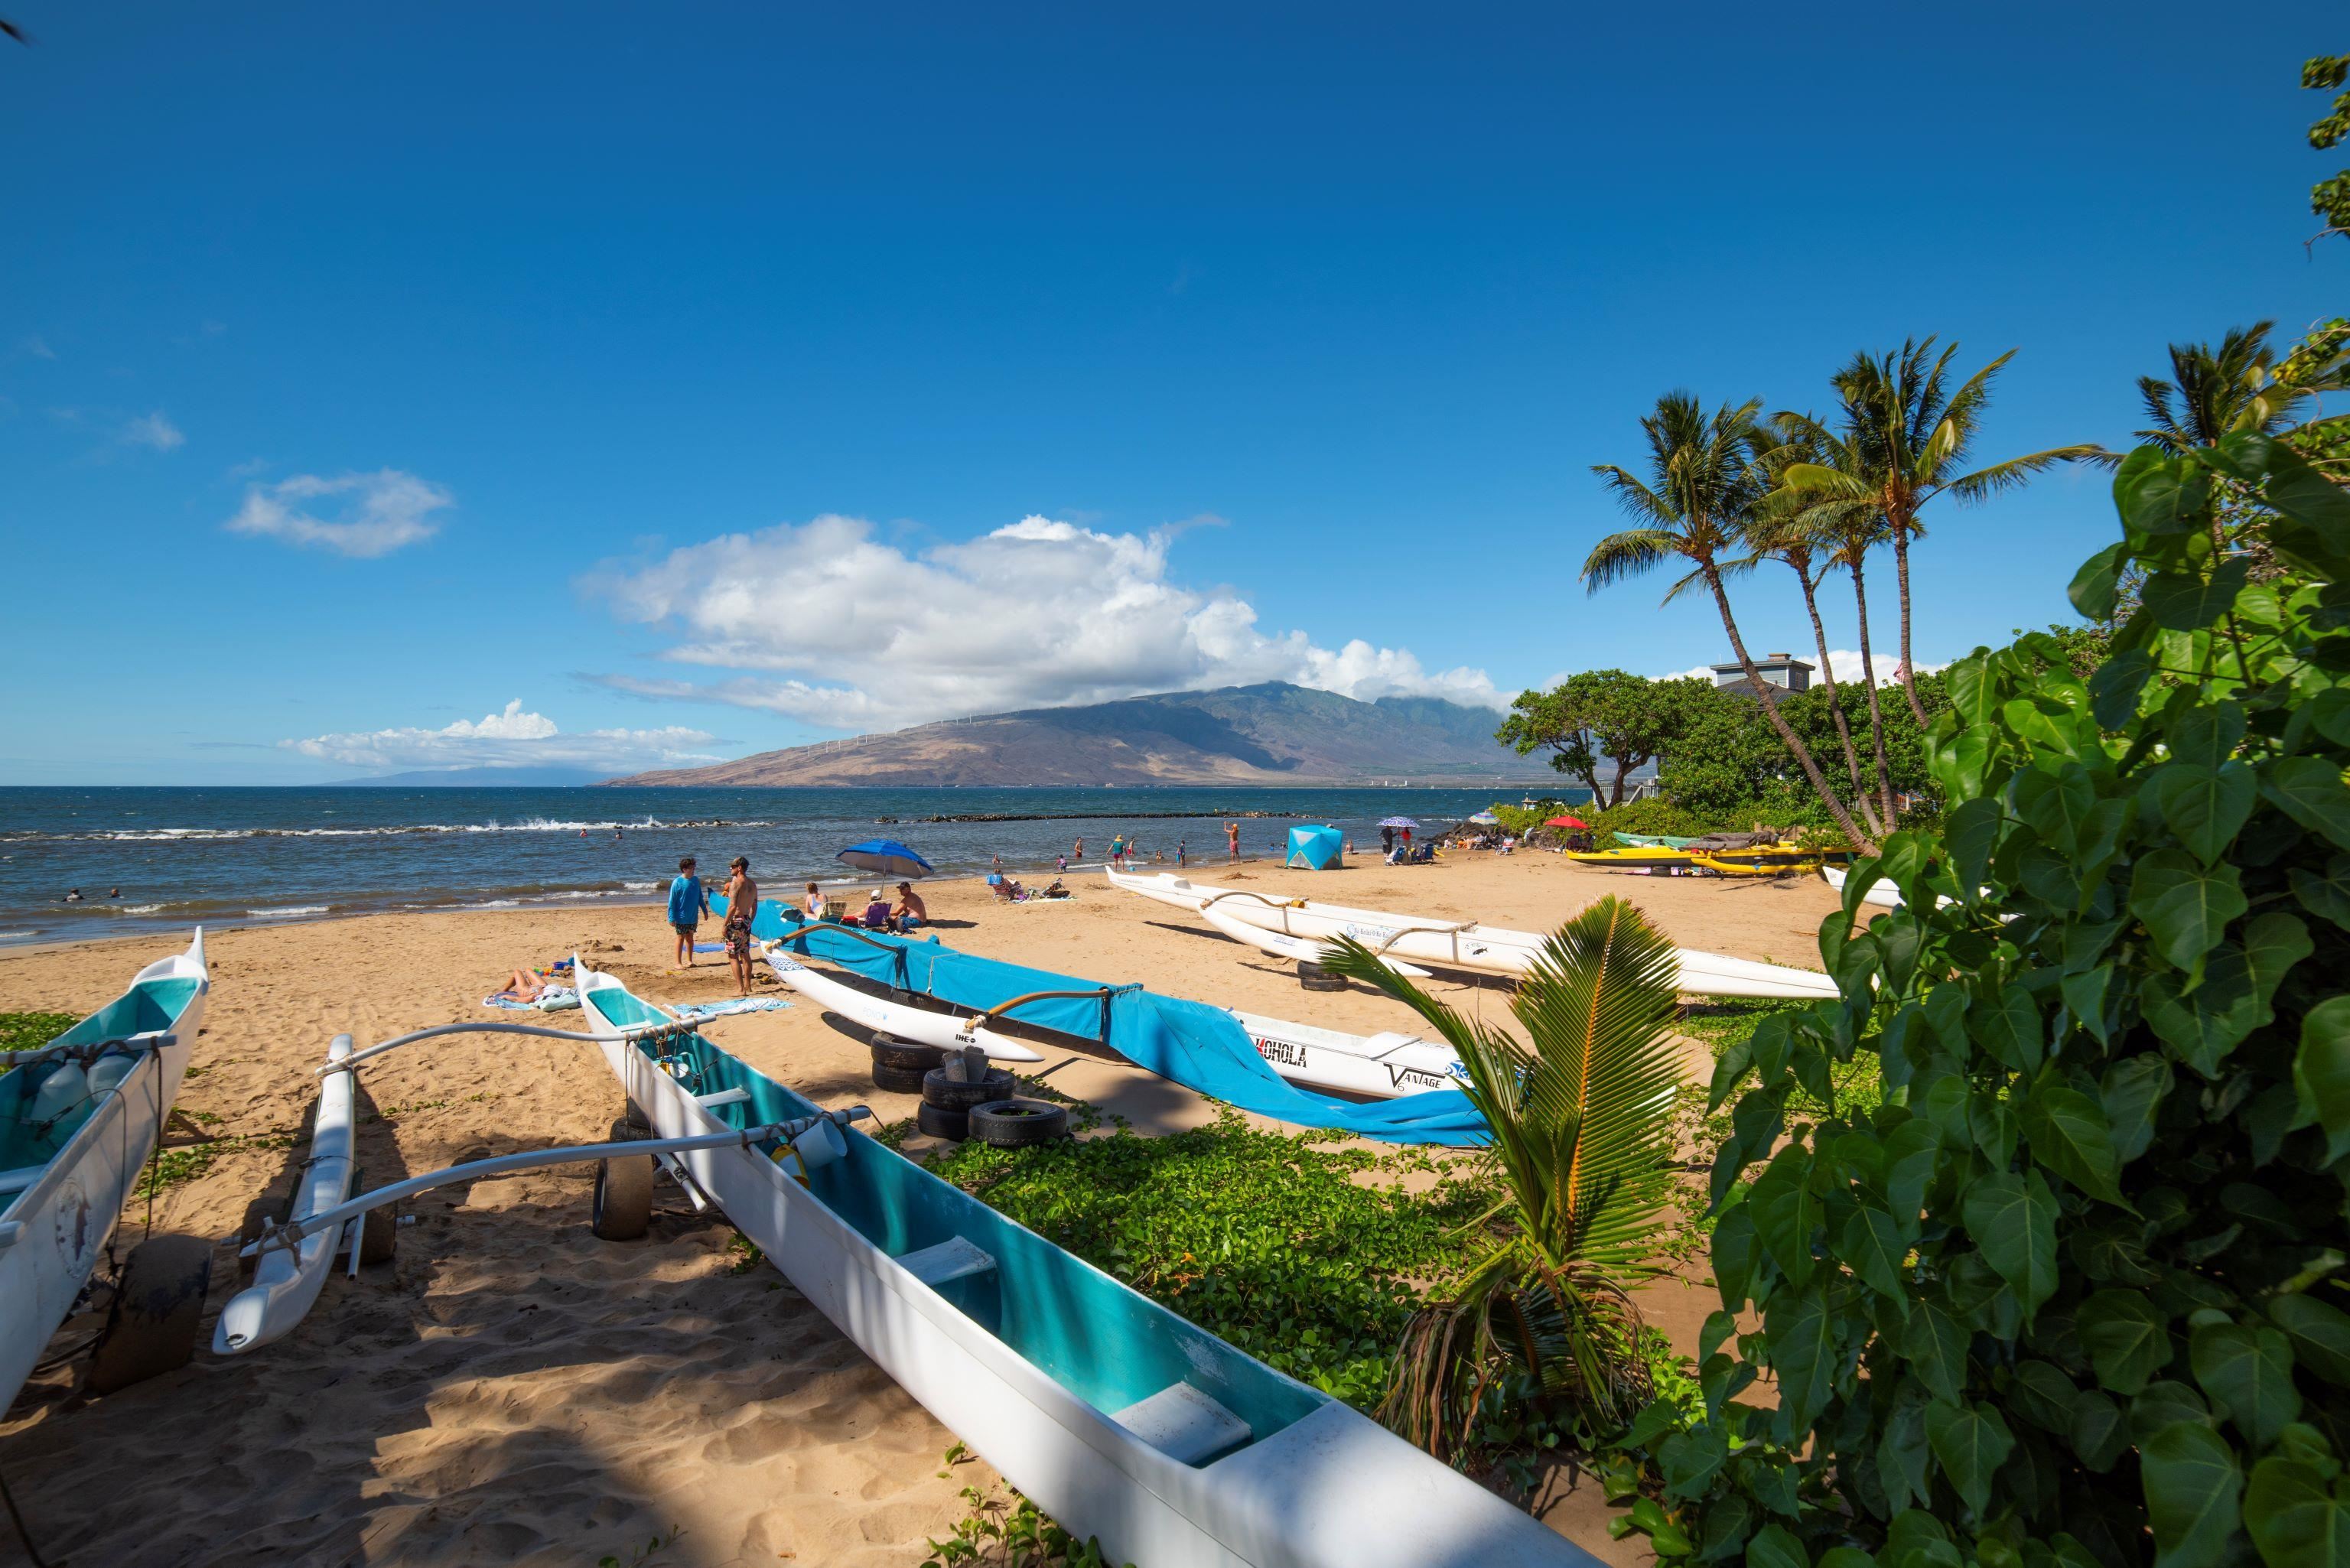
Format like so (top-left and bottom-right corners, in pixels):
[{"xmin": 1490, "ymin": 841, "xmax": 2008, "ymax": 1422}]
[{"xmin": 1284, "ymin": 825, "xmax": 1344, "ymax": 870}]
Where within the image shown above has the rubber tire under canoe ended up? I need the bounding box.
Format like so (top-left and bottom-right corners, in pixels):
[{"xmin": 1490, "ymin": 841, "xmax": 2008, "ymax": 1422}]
[
  {"xmin": 967, "ymin": 1098, "xmax": 1069, "ymax": 1148},
  {"xmin": 923, "ymin": 1068, "xmax": 1016, "ymax": 1111},
  {"xmin": 85, "ymin": 1234, "xmax": 213, "ymax": 1395},
  {"xmin": 870, "ymin": 1033, "xmax": 946, "ymax": 1075},
  {"xmin": 1297, "ymin": 961, "xmax": 1347, "ymax": 992},
  {"xmin": 916, "ymin": 1100, "xmax": 969, "ymax": 1142},
  {"xmin": 871, "ymin": 1056, "xmax": 929, "ymax": 1094},
  {"xmin": 592, "ymin": 1117, "xmax": 655, "ymax": 1241}
]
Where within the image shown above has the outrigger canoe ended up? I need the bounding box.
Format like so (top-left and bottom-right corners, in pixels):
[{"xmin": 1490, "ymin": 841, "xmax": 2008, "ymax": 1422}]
[
  {"xmin": 1107, "ymin": 867, "xmax": 1837, "ymax": 1000},
  {"xmin": 1613, "ymin": 831, "xmax": 1699, "ymax": 848},
  {"xmin": 0, "ymin": 929, "xmax": 209, "ymax": 1404},
  {"xmin": 762, "ymin": 919, "xmax": 1464, "ymax": 1103},
  {"xmin": 229, "ymin": 964, "xmax": 1589, "ymax": 1567}
]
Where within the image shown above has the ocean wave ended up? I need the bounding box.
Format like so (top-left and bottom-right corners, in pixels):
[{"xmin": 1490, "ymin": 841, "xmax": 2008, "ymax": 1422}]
[
  {"xmin": 0, "ymin": 932, "xmax": 33, "ymax": 942},
  {"xmin": 119, "ymin": 903, "xmax": 164, "ymax": 915},
  {"xmin": 247, "ymin": 904, "xmax": 331, "ymax": 918},
  {"xmin": 469, "ymin": 899, "xmax": 522, "ymax": 909},
  {"xmin": 8, "ymin": 815, "xmax": 773, "ymax": 844}
]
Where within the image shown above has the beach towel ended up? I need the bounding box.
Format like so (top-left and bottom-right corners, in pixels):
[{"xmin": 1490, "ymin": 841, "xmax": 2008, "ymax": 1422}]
[
  {"xmin": 669, "ymin": 997, "xmax": 792, "ymax": 1022},
  {"xmin": 692, "ymin": 942, "xmax": 725, "ymax": 954},
  {"xmin": 483, "ymin": 985, "xmax": 581, "ymax": 1012}
]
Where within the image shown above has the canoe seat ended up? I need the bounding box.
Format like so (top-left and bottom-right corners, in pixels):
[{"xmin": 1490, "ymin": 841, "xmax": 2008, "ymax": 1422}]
[
  {"xmin": 895, "ymin": 1236, "xmax": 997, "ymax": 1289},
  {"xmin": 1108, "ymin": 1382, "xmax": 1251, "ymax": 1466},
  {"xmin": 693, "ymin": 1087, "xmax": 751, "ymax": 1110}
]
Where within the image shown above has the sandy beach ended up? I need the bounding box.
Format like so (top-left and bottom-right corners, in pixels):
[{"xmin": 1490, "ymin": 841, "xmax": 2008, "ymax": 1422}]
[{"xmin": 0, "ymin": 851, "xmax": 1842, "ymax": 1567}]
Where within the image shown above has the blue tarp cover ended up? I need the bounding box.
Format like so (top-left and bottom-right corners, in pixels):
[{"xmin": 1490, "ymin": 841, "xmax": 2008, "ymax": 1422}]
[
  {"xmin": 1286, "ymin": 824, "xmax": 1344, "ymax": 870},
  {"xmin": 724, "ymin": 896, "xmax": 1486, "ymax": 1145}
]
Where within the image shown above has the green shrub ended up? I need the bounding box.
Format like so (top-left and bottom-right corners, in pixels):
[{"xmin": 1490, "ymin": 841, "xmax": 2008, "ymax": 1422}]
[{"xmin": 1629, "ymin": 431, "xmax": 2350, "ymax": 1568}]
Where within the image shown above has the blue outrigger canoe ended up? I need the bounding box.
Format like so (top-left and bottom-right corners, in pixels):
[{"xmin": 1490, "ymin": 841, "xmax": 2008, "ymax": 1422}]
[{"xmin": 226, "ymin": 957, "xmax": 1588, "ymax": 1567}]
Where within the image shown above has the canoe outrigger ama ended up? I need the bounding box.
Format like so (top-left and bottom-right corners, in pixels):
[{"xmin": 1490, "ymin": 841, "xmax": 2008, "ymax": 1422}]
[
  {"xmin": 223, "ymin": 958, "xmax": 1590, "ymax": 1566},
  {"xmin": 0, "ymin": 929, "xmax": 214, "ymax": 1404}
]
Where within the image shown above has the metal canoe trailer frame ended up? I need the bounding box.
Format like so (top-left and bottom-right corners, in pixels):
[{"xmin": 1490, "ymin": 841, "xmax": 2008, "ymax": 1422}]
[{"xmin": 213, "ymin": 1013, "xmax": 868, "ymax": 1356}]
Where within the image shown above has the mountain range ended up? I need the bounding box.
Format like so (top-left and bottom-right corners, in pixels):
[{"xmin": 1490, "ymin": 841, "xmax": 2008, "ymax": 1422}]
[{"xmin": 601, "ymin": 682, "xmax": 1552, "ymax": 788}]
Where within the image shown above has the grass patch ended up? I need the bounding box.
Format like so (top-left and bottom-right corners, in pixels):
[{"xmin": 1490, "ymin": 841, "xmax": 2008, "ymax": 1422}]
[
  {"xmin": 0, "ymin": 1011, "xmax": 80, "ymax": 1054},
  {"xmin": 922, "ymin": 1474, "xmax": 1124, "ymax": 1568},
  {"xmin": 135, "ymin": 1130, "xmax": 301, "ymax": 1199},
  {"xmin": 923, "ymin": 1108, "xmax": 1498, "ymax": 1410}
]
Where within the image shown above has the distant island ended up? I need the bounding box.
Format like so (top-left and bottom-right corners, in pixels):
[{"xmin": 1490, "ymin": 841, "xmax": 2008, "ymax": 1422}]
[{"xmin": 600, "ymin": 682, "xmax": 1558, "ymax": 788}]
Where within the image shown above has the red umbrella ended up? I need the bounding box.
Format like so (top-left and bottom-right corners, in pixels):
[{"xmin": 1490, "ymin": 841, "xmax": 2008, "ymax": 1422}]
[{"xmin": 1544, "ymin": 815, "xmax": 1588, "ymax": 829}]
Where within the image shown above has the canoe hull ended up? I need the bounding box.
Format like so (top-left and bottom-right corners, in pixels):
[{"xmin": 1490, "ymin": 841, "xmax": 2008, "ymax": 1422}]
[
  {"xmin": 0, "ymin": 930, "xmax": 207, "ymax": 1407},
  {"xmin": 1108, "ymin": 869, "xmax": 1837, "ymax": 1000},
  {"xmin": 761, "ymin": 946, "xmax": 1044, "ymax": 1062},
  {"xmin": 576, "ymin": 964, "xmax": 1587, "ymax": 1568},
  {"xmin": 1230, "ymin": 1011, "xmax": 1466, "ymax": 1099},
  {"xmin": 214, "ymin": 1033, "xmax": 356, "ymax": 1354}
]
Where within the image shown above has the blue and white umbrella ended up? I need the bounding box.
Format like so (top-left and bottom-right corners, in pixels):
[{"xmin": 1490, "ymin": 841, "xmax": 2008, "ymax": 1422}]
[
  {"xmin": 1377, "ymin": 816, "xmax": 1420, "ymax": 829},
  {"xmin": 1468, "ymin": 811, "xmax": 1501, "ymax": 825},
  {"xmin": 837, "ymin": 838, "xmax": 936, "ymax": 879}
]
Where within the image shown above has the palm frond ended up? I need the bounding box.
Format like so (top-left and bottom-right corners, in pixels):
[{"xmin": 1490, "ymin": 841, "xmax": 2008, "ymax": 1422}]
[
  {"xmin": 1582, "ymin": 527, "xmax": 1681, "ymax": 594},
  {"xmin": 1942, "ymin": 444, "xmax": 2098, "ymax": 503}
]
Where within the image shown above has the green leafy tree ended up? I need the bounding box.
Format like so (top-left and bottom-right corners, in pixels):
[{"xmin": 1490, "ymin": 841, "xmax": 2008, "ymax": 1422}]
[
  {"xmin": 1620, "ymin": 430, "xmax": 2350, "ymax": 1568},
  {"xmin": 1322, "ymin": 896, "xmax": 1687, "ymax": 1459},
  {"xmin": 1780, "ymin": 341, "xmax": 2093, "ymax": 732},
  {"xmin": 1498, "ymin": 671, "xmax": 1714, "ymax": 807},
  {"xmin": 2307, "ymin": 51, "xmax": 2350, "ymax": 238},
  {"xmin": 1584, "ymin": 392, "xmax": 1875, "ymax": 849}
]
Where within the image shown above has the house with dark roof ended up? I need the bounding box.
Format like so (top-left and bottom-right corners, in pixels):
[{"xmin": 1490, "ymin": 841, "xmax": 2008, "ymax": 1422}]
[{"xmin": 1710, "ymin": 653, "xmax": 1814, "ymax": 704}]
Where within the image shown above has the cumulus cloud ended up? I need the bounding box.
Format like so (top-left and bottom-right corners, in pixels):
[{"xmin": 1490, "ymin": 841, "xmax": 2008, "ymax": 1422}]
[
  {"xmin": 120, "ymin": 411, "xmax": 184, "ymax": 451},
  {"xmin": 589, "ymin": 513, "xmax": 1502, "ymax": 730},
  {"xmin": 283, "ymin": 699, "xmax": 719, "ymax": 773},
  {"xmin": 227, "ymin": 469, "xmax": 452, "ymax": 558}
]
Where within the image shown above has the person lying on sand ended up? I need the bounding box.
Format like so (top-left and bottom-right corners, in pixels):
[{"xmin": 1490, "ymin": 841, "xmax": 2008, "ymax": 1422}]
[{"xmin": 490, "ymin": 968, "xmax": 548, "ymax": 1004}]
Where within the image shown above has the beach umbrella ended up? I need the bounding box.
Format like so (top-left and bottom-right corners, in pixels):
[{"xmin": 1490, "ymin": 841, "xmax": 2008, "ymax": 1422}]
[
  {"xmin": 1467, "ymin": 811, "xmax": 1500, "ymax": 825},
  {"xmin": 836, "ymin": 838, "xmax": 936, "ymax": 879},
  {"xmin": 1544, "ymin": 815, "xmax": 1589, "ymax": 829},
  {"xmin": 1376, "ymin": 816, "xmax": 1420, "ymax": 828}
]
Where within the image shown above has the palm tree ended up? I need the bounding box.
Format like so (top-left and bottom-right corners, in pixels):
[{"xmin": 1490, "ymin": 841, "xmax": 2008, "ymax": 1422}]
[
  {"xmin": 1584, "ymin": 392, "xmax": 1873, "ymax": 850},
  {"xmin": 1781, "ymin": 340, "xmax": 2093, "ymax": 729},
  {"xmin": 1747, "ymin": 420, "xmax": 1883, "ymax": 833},
  {"xmin": 1320, "ymin": 896, "xmax": 1685, "ymax": 1460},
  {"xmin": 1759, "ymin": 412, "xmax": 1901, "ymax": 828},
  {"xmin": 2131, "ymin": 322, "xmax": 2305, "ymax": 454}
]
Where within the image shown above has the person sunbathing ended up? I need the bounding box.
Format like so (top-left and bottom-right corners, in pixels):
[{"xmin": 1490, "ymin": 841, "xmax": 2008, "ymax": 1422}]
[
  {"xmin": 490, "ymin": 968, "xmax": 548, "ymax": 1003},
  {"xmin": 894, "ymin": 882, "xmax": 927, "ymax": 931}
]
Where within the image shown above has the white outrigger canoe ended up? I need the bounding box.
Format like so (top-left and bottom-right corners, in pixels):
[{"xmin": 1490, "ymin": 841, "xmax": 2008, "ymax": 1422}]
[
  {"xmin": 1201, "ymin": 903, "xmax": 1434, "ymax": 979},
  {"xmin": 226, "ymin": 961, "xmax": 1590, "ymax": 1567},
  {"xmin": 0, "ymin": 929, "xmax": 209, "ymax": 1404},
  {"xmin": 762, "ymin": 930, "xmax": 1465, "ymax": 1103},
  {"xmin": 1108, "ymin": 868, "xmax": 1837, "ymax": 1000},
  {"xmin": 1821, "ymin": 864, "xmax": 1905, "ymax": 909}
]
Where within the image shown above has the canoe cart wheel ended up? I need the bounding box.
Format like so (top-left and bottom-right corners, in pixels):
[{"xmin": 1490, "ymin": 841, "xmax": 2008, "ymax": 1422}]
[
  {"xmin": 1297, "ymin": 961, "xmax": 1348, "ymax": 993},
  {"xmin": 967, "ymin": 1099, "xmax": 1070, "ymax": 1149},
  {"xmin": 84, "ymin": 1234, "xmax": 213, "ymax": 1395},
  {"xmin": 922, "ymin": 1068, "xmax": 1015, "ymax": 1112},
  {"xmin": 591, "ymin": 1117, "xmax": 655, "ymax": 1241},
  {"xmin": 916, "ymin": 1101, "xmax": 969, "ymax": 1142},
  {"xmin": 870, "ymin": 1033, "xmax": 946, "ymax": 1086}
]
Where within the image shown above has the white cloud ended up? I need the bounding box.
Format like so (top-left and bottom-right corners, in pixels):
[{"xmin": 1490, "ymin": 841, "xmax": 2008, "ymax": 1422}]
[
  {"xmin": 283, "ymin": 699, "xmax": 718, "ymax": 773},
  {"xmin": 589, "ymin": 512, "xmax": 1502, "ymax": 730},
  {"xmin": 226, "ymin": 469, "xmax": 452, "ymax": 558},
  {"xmin": 22, "ymin": 334, "xmax": 55, "ymax": 360},
  {"xmin": 120, "ymin": 411, "xmax": 184, "ymax": 451}
]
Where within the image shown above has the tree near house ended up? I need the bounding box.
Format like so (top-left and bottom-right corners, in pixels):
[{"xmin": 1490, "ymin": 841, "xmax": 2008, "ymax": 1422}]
[{"xmin": 1496, "ymin": 671, "xmax": 1712, "ymax": 808}]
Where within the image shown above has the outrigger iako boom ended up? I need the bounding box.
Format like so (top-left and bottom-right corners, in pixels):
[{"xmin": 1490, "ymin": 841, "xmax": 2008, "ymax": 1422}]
[{"xmin": 221, "ymin": 961, "xmax": 1590, "ymax": 1567}]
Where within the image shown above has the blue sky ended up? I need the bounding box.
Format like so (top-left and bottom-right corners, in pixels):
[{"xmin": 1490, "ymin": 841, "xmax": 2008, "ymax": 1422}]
[{"xmin": 4, "ymin": 2, "xmax": 2344, "ymax": 783}]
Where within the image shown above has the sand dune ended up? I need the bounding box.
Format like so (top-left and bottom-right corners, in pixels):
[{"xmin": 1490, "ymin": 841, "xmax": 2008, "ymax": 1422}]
[{"xmin": 0, "ymin": 851, "xmax": 1841, "ymax": 1566}]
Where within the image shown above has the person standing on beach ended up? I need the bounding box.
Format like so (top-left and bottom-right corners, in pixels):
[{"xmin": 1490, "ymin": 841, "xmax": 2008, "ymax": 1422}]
[
  {"xmin": 1225, "ymin": 821, "xmax": 1239, "ymax": 860},
  {"xmin": 668, "ymin": 856, "xmax": 708, "ymax": 968},
  {"xmin": 722, "ymin": 857, "xmax": 758, "ymax": 996}
]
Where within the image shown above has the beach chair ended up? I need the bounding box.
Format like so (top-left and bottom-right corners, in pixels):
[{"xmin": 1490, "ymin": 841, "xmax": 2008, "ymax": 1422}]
[{"xmin": 823, "ymin": 898, "xmax": 848, "ymax": 922}]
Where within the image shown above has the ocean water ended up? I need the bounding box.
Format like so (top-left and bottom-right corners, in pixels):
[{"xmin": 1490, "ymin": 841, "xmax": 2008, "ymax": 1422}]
[{"xmin": 0, "ymin": 786, "xmax": 1580, "ymax": 946}]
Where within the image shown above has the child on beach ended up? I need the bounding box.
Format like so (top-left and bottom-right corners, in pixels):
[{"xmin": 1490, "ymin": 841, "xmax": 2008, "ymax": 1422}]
[
  {"xmin": 803, "ymin": 881, "xmax": 825, "ymax": 919},
  {"xmin": 668, "ymin": 856, "xmax": 708, "ymax": 967},
  {"xmin": 722, "ymin": 857, "xmax": 757, "ymax": 995}
]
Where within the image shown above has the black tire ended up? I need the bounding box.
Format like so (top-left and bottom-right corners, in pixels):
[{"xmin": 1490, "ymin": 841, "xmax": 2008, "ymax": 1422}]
[
  {"xmin": 870, "ymin": 1033, "xmax": 946, "ymax": 1075},
  {"xmin": 1297, "ymin": 961, "xmax": 1347, "ymax": 992},
  {"xmin": 968, "ymin": 1098, "xmax": 1069, "ymax": 1148},
  {"xmin": 916, "ymin": 1101, "xmax": 970, "ymax": 1142},
  {"xmin": 85, "ymin": 1235, "xmax": 212, "ymax": 1394},
  {"xmin": 923, "ymin": 1067, "xmax": 1016, "ymax": 1111},
  {"xmin": 871, "ymin": 1058, "xmax": 930, "ymax": 1094},
  {"xmin": 591, "ymin": 1117, "xmax": 655, "ymax": 1241},
  {"xmin": 358, "ymin": 1205, "xmax": 398, "ymax": 1266}
]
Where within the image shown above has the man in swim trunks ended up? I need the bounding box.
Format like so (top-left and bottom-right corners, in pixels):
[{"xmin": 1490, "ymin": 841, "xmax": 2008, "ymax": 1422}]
[
  {"xmin": 722, "ymin": 856, "xmax": 758, "ymax": 995},
  {"xmin": 668, "ymin": 856, "xmax": 708, "ymax": 968}
]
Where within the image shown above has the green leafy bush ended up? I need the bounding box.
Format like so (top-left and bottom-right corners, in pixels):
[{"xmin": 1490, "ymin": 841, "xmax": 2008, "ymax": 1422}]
[
  {"xmin": 1631, "ymin": 431, "xmax": 2350, "ymax": 1568},
  {"xmin": 0, "ymin": 1012, "xmax": 79, "ymax": 1054}
]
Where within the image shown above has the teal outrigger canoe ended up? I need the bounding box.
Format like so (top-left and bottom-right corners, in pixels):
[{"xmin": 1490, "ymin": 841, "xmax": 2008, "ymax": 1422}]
[
  {"xmin": 228, "ymin": 958, "xmax": 1590, "ymax": 1567},
  {"xmin": 1613, "ymin": 831, "xmax": 1699, "ymax": 848}
]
